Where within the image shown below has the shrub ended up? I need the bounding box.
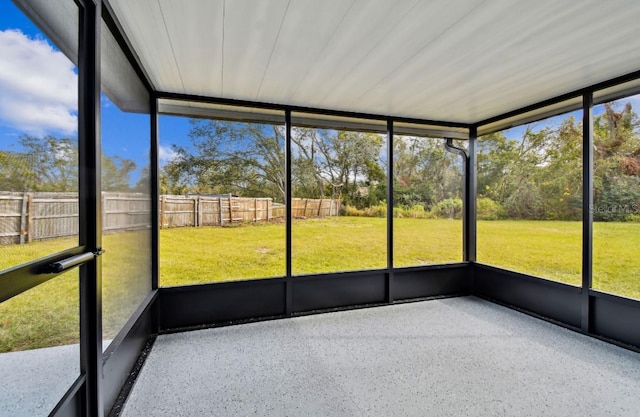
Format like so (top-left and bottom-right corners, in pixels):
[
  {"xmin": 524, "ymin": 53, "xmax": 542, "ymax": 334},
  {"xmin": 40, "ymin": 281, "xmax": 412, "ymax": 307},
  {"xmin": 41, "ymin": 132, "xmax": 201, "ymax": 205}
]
[
  {"xmin": 364, "ymin": 203, "xmax": 387, "ymax": 218},
  {"xmin": 343, "ymin": 205, "xmax": 366, "ymax": 216},
  {"xmin": 431, "ymin": 198, "xmax": 463, "ymax": 219},
  {"xmin": 342, "ymin": 203, "xmax": 387, "ymax": 217},
  {"xmin": 477, "ymin": 197, "xmax": 504, "ymax": 220},
  {"xmin": 404, "ymin": 204, "xmax": 427, "ymax": 218}
]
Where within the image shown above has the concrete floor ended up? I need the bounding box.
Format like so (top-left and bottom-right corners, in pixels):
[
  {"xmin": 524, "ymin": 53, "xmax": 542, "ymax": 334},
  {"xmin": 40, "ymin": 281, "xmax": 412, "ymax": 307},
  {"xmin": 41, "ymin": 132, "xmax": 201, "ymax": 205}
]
[
  {"xmin": 0, "ymin": 344, "xmax": 78, "ymax": 417},
  {"xmin": 122, "ymin": 296, "xmax": 640, "ymax": 417},
  {"xmin": 0, "ymin": 340, "xmax": 113, "ymax": 417}
]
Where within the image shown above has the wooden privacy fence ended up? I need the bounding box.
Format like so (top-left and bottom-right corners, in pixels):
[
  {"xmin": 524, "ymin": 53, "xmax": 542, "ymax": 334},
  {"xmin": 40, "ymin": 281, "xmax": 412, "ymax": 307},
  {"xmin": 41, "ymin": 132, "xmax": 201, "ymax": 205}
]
[
  {"xmin": 0, "ymin": 192, "xmax": 152, "ymax": 245},
  {"xmin": 159, "ymin": 195, "xmax": 339, "ymax": 228},
  {"xmin": 0, "ymin": 192, "xmax": 339, "ymax": 244},
  {"xmin": 0, "ymin": 192, "xmax": 79, "ymax": 245}
]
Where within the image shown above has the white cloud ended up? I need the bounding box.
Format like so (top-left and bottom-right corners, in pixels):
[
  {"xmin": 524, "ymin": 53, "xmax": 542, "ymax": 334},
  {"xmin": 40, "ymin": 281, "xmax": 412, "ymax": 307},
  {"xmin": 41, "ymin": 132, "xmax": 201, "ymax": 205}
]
[
  {"xmin": 0, "ymin": 29, "xmax": 77, "ymax": 135},
  {"xmin": 158, "ymin": 144, "xmax": 179, "ymax": 164}
]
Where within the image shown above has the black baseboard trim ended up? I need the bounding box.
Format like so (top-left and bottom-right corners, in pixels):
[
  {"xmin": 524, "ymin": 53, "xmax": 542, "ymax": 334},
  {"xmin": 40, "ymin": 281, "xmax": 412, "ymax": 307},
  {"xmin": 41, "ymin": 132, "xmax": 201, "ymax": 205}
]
[{"xmin": 103, "ymin": 292, "xmax": 157, "ymax": 416}]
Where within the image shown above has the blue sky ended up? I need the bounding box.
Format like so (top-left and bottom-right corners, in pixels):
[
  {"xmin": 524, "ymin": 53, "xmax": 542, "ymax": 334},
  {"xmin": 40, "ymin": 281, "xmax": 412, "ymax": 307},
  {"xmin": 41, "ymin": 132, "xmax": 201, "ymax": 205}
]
[{"xmin": 0, "ymin": 0, "xmax": 191, "ymax": 184}]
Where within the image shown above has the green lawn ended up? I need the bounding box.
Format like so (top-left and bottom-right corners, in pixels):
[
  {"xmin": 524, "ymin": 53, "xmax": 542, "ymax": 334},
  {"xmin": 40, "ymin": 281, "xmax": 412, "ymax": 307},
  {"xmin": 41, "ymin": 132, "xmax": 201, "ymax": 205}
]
[
  {"xmin": 160, "ymin": 217, "xmax": 463, "ymax": 285},
  {"xmin": 1, "ymin": 218, "xmax": 639, "ymax": 352},
  {"xmin": 478, "ymin": 220, "xmax": 583, "ymax": 285},
  {"xmin": 0, "ymin": 231, "xmax": 151, "ymax": 352}
]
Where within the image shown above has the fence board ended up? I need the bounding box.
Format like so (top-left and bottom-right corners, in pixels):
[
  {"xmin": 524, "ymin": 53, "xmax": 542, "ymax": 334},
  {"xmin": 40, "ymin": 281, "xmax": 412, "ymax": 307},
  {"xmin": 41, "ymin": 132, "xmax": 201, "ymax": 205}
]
[{"xmin": 0, "ymin": 191, "xmax": 339, "ymax": 243}]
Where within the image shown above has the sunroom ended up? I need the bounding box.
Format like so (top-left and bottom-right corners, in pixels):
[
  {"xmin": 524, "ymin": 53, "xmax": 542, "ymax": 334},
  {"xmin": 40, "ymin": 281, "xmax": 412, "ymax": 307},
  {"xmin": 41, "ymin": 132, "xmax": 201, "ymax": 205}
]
[{"xmin": 1, "ymin": 1, "xmax": 640, "ymax": 416}]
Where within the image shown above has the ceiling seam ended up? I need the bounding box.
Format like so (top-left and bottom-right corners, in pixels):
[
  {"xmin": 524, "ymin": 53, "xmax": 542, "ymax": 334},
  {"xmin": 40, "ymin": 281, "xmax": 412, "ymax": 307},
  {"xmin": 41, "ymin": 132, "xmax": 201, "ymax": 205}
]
[
  {"xmin": 157, "ymin": 0, "xmax": 185, "ymax": 91},
  {"xmin": 315, "ymin": 0, "xmax": 423, "ymax": 106},
  {"xmin": 221, "ymin": 0, "xmax": 225, "ymax": 96},
  {"xmin": 289, "ymin": 0, "xmax": 358, "ymax": 102},
  {"xmin": 346, "ymin": 0, "xmax": 490, "ymax": 107},
  {"xmin": 255, "ymin": 0, "xmax": 291, "ymax": 100}
]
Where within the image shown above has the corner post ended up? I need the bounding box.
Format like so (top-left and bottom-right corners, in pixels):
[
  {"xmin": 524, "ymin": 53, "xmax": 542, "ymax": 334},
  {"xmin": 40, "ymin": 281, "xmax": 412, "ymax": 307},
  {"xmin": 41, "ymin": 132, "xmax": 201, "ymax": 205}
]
[
  {"xmin": 582, "ymin": 92, "xmax": 594, "ymax": 332},
  {"xmin": 466, "ymin": 127, "xmax": 477, "ymax": 262},
  {"xmin": 285, "ymin": 110, "xmax": 293, "ymax": 314},
  {"xmin": 386, "ymin": 119, "xmax": 394, "ymax": 303}
]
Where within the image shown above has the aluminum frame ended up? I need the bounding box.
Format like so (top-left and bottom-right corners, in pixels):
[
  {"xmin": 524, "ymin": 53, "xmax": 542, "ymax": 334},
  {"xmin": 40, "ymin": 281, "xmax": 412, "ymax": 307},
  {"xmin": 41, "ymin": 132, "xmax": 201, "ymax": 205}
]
[{"xmin": 77, "ymin": 0, "xmax": 103, "ymax": 415}]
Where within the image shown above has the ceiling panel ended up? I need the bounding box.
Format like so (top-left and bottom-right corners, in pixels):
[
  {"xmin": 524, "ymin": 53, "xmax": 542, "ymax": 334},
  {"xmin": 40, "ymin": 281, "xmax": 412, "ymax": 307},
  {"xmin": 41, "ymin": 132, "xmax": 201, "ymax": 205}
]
[
  {"xmin": 288, "ymin": 0, "xmax": 419, "ymax": 104},
  {"xmin": 108, "ymin": 0, "xmax": 640, "ymax": 127},
  {"xmin": 222, "ymin": 0, "xmax": 290, "ymax": 99},
  {"xmin": 156, "ymin": 0, "xmax": 224, "ymax": 95},
  {"xmin": 317, "ymin": 0, "xmax": 486, "ymax": 111},
  {"xmin": 109, "ymin": 0, "xmax": 181, "ymax": 90},
  {"xmin": 252, "ymin": 0, "xmax": 357, "ymax": 102}
]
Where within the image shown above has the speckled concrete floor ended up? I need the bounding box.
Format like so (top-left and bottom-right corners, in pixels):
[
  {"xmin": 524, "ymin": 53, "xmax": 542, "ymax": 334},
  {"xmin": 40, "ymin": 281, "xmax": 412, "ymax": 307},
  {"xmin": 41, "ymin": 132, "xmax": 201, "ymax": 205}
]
[
  {"xmin": 122, "ymin": 296, "xmax": 640, "ymax": 417},
  {"xmin": 0, "ymin": 344, "xmax": 78, "ymax": 417}
]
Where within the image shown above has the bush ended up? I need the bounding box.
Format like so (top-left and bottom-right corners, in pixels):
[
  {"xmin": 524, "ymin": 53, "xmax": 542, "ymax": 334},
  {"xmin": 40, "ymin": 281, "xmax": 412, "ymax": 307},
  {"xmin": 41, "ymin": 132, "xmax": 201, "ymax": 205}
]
[
  {"xmin": 477, "ymin": 197, "xmax": 504, "ymax": 220},
  {"xmin": 343, "ymin": 203, "xmax": 387, "ymax": 217},
  {"xmin": 365, "ymin": 203, "xmax": 387, "ymax": 218},
  {"xmin": 628, "ymin": 214, "xmax": 640, "ymax": 222},
  {"xmin": 404, "ymin": 204, "xmax": 428, "ymax": 218},
  {"xmin": 431, "ymin": 198, "xmax": 463, "ymax": 219},
  {"xmin": 343, "ymin": 205, "xmax": 366, "ymax": 216}
]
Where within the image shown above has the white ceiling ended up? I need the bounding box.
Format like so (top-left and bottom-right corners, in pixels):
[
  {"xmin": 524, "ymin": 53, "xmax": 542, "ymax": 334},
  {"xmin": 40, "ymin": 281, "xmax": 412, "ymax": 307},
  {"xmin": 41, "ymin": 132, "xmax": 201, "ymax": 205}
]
[{"xmin": 109, "ymin": 0, "xmax": 640, "ymax": 127}]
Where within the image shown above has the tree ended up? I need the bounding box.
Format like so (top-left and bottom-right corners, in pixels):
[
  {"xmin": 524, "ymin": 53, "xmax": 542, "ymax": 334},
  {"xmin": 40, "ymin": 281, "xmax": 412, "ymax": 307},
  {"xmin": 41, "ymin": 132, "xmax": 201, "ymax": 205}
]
[
  {"xmin": 162, "ymin": 120, "xmax": 286, "ymax": 201},
  {"xmin": 167, "ymin": 120, "xmax": 388, "ymax": 207},
  {"xmin": 478, "ymin": 120, "xmax": 583, "ymax": 220},
  {"xmin": 0, "ymin": 134, "xmax": 137, "ymax": 193},
  {"xmin": 102, "ymin": 155, "xmax": 137, "ymax": 191},
  {"xmin": 393, "ymin": 136, "xmax": 462, "ymax": 209},
  {"xmin": 0, "ymin": 135, "xmax": 77, "ymax": 192},
  {"xmin": 593, "ymin": 102, "xmax": 640, "ymax": 221},
  {"xmin": 291, "ymin": 128, "xmax": 385, "ymax": 207}
]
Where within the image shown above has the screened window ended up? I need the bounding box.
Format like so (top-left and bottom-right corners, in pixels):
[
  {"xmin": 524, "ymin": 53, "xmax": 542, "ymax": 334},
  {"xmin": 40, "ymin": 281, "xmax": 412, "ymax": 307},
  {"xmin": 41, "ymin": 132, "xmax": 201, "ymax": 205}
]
[
  {"xmin": 393, "ymin": 135, "xmax": 463, "ymax": 267},
  {"xmin": 477, "ymin": 109, "xmax": 583, "ymax": 286},
  {"xmin": 291, "ymin": 114, "xmax": 387, "ymax": 275},
  {"xmin": 158, "ymin": 110, "xmax": 286, "ymax": 285},
  {"xmin": 592, "ymin": 93, "xmax": 640, "ymax": 301}
]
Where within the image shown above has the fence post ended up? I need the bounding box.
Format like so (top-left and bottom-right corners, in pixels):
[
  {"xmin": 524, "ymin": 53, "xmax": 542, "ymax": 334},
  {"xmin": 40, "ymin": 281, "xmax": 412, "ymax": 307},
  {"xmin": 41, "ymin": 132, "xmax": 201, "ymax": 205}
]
[
  {"xmin": 267, "ymin": 199, "xmax": 271, "ymax": 222},
  {"xmin": 26, "ymin": 193, "xmax": 34, "ymax": 243},
  {"xmin": 160, "ymin": 195, "xmax": 165, "ymax": 229},
  {"xmin": 228, "ymin": 194, "xmax": 233, "ymax": 224},
  {"xmin": 194, "ymin": 196, "xmax": 199, "ymax": 227},
  {"xmin": 318, "ymin": 199, "xmax": 323, "ymax": 217},
  {"xmin": 101, "ymin": 193, "xmax": 106, "ymax": 233},
  {"xmin": 218, "ymin": 197, "xmax": 223, "ymax": 225},
  {"xmin": 254, "ymin": 198, "xmax": 258, "ymax": 222},
  {"xmin": 19, "ymin": 192, "xmax": 28, "ymax": 244}
]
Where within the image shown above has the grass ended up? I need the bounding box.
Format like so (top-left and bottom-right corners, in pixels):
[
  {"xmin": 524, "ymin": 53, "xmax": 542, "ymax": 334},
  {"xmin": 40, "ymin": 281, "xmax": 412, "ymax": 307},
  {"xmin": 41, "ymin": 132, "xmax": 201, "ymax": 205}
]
[
  {"xmin": 0, "ymin": 231, "xmax": 151, "ymax": 352},
  {"xmin": 160, "ymin": 217, "xmax": 462, "ymax": 285},
  {"xmin": 1, "ymin": 218, "xmax": 639, "ymax": 352},
  {"xmin": 478, "ymin": 220, "xmax": 583, "ymax": 285}
]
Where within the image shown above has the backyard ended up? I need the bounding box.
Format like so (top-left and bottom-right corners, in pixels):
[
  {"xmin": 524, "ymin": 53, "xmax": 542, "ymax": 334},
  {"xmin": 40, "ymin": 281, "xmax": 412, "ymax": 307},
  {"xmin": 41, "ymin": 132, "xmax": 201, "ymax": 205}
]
[{"xmin": 0, "ymin": 217, "xmax": 639, "ymax": 352}]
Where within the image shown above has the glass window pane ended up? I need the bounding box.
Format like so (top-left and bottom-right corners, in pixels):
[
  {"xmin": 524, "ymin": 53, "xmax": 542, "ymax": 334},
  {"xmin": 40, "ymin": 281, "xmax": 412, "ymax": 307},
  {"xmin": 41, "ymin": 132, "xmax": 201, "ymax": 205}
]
[
  {"xmin": 477, "ymin": 111, "xmax": 583, "ymax": 286},
  {"xmin": 0, "ymin": 271, "xmax": 79, "ymax": 416},
  {"xmin": 0, "ymin": 1, "xmax": 80, "ymax": 414},
  {"xmin": 100, "ymin": 93, "xmax": 152, "ymax": 346},
  {"xmin": 100, "ymin": 18, "xmax": 152, "ymax": 349},
  {"xmin": 0, "ymin": 0, "xmax": 79, "ymax": 271},
  {"xmin": 158, "ymin": 115, "xmax": 286, "ymax": 285},
  {"xmin": 291, "ymin": 117, "xmax": 387, "ymax": 275},
  {"xmin": 593, "ymin": 94, "xmax": 640, "ymax": 300},
  {"xmin": 393, "ymin": 136, "xmax": 463, "ymax": 266}
]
